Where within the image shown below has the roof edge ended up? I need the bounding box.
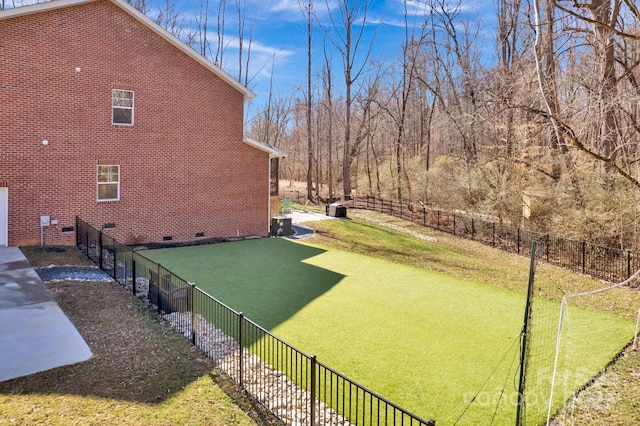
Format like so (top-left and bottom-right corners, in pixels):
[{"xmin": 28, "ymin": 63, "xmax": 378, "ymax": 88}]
[
  {"xmin": 0, "ymin": 0, "xmax": 90, "ymax": 18},
  {"xmin": 0, "ymin": 0, "xmax": 255, "ymax": 101},
  {"xmin": 243, "ymin": 137, "xmax": 286, "ymax": 158}
]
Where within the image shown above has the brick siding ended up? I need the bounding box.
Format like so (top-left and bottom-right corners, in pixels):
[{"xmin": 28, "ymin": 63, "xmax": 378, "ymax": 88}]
[{"xmin": 0, "ymin": 0, "xmax": 271, "ymax": 246}]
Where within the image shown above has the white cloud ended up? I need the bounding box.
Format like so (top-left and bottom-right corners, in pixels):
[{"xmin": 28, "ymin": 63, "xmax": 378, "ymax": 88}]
[
  {"xmin": 219, "ymin": 36, "xmax": 296, "ymax": 59},
  {"xmin": 395, "ymin": 0, "xmax": 486, "ymax": 17},
  {"xmin": 268, "ymin": 0, "xmax": 304, "ymax": 13}
]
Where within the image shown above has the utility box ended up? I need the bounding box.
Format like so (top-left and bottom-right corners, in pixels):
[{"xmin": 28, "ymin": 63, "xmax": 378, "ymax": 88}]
[
  {"xmin": 328, "ymin": 203, "xmax": 347, "ymax": 218},
  {"xmin": 271, "ymin": 216, "xmax": 293, "ymax": 237}
]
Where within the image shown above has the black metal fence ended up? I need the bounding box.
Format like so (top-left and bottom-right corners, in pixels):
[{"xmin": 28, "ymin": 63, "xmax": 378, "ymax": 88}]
[
  {"xmin": 75, "ymin": 217, "xmax": 435, "ymax": 426},
  {"xmin": 282, "ymin": 191, "xmax": 639, "ymax": 283}
]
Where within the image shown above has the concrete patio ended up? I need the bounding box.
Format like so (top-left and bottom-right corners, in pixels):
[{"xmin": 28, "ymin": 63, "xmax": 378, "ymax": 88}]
[{"xmin": 0, "ymin": 247, "xmax": 92, "ymax": 382}]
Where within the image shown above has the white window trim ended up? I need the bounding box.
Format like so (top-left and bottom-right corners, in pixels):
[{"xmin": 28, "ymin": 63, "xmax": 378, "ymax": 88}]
[
  {"xmin": 112, "ymin": 89, "xmax": 134, "ymax": 126},
  {"xmin": 97, "ymin": 165, "xmax": 120, "ymax": 202}
]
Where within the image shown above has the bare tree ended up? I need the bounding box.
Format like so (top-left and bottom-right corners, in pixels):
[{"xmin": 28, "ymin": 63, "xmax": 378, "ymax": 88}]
[
  {"xmin": 193, "ymin": 0, "xmax": 211, "ymax": 56},
  {"xmin": 322, "ymin": 41, "xmax": 336, "ymax": 201},
  {"xmin": 155, "ymin": 0, "xmax": 184, "ymax": 38},
  {"xmin": 529, "ymin": 0, "xmax": 640, "ymax": 189},
  {"xmin": 321, "ymin": 0, "xmax": 376, "ymax": 199},
  {"xmin": 373, "ymin": 1, "xmax": 429, "ymax": 201},
  {"xmin": 214, "ymin": 0, "xmax": 227, "ymax": 67},
  {"xmin": 234, "ymin": 0, "xmax": 257, "ymax": 87},
  {"xmin": 126, "ymin": 0, "xmax": 151, "ymax": 14},
  {"xmin": 299, "ymin": 0, "xmax": 314, "ymax": 201},
  {"xmin": 416, "ymin": 0, "xmax": 483, "ymax": 167},
  {"xmin": 249, "ymin": 95, "xmax": 292, "ymax": 148}
]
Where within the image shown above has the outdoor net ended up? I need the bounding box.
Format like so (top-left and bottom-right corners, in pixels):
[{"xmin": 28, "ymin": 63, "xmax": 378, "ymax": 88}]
[{"xmin": 518, "ymin": 242, "xmax": 640, "ymax": 426}]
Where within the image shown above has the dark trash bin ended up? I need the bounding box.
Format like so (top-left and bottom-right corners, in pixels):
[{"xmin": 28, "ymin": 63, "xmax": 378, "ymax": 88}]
[{"xmin": 328, "ymin": 203, "xmax": 347, "ymax": 218}]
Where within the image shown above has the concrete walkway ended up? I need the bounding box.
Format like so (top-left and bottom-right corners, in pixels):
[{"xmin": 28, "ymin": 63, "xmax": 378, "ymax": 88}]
[
  {"xmin": 282, "ymin": 210, "xmax": 337, "ymax": 240},
  {"xmin": 0, "ymin": 247, "xmax": 92, "ymax": 382}
]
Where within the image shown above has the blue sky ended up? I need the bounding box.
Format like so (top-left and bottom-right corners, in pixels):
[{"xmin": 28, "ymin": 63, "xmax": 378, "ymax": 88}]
[
  {"xmin": 213, "ymin": 0, "xmax": 497, "ymax": 118},
  {"xmin": 12, "ymin": 0, "xmax": 497, "ymax": 119}
]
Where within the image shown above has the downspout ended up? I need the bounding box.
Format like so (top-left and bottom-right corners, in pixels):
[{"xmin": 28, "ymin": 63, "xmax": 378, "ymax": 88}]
[{"xmin": 268, "ymin": 156, "xmax": 273, "ymax": 232}]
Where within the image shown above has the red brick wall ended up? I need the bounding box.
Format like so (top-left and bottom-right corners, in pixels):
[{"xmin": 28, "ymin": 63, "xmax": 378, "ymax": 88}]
[{"xmin": 0, "ymin": 0, "xmax": 271, "ymax": 246}]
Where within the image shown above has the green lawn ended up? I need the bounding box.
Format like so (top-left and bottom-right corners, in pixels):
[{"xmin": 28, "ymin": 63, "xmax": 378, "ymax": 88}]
[{"xmin": 144, "ymin": 220, "xmax": 636, "ymax": 425}]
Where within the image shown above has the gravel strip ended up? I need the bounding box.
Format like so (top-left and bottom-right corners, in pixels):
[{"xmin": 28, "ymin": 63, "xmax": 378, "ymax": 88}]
[
  {"xmin": 349, "ymin": 212, "xmax": 438, "ymax": 243},
  {"xmin": 36, "ymin": 266, "xmax": 113, "ymax": 282}
]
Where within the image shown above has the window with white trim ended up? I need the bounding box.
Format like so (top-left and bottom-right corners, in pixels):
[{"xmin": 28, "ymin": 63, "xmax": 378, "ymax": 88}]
[
  {"xmin": 112, "ymin": 89, "xmax": 134, "ymax": 125},
  {"xmin": 97, "ymin": 165, "xmax": 120, "ymax": 201},
  {"xmin": 270, "ymin": 157, "xmax": 279, "ymax": 196}
]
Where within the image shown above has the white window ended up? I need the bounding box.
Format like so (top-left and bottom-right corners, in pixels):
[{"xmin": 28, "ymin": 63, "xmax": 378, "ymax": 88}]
[
  {"xmin": 112, "ymin": 89, "xmax": 134, "ymax": 125},
  {"xmin": 97, "ymin": 165, "xmax": 120, "ymax": 201}
]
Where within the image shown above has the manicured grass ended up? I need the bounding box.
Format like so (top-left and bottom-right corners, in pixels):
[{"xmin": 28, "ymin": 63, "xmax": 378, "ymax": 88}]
[
  {"xmin": 144, "ymin": 239, "xmax": 343, "ymax": 331},
  {"xmin": 144, "ymin": 217, "xmax": 637, "ymax": 425}
]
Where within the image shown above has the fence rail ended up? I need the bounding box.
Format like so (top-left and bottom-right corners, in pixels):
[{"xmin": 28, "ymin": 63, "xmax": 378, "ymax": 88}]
[
  {"xmin": 282, "ymin": 190, "xmax": 639, "ymax": 283},
  {"xmin": 75, "ymin": 216, "xmax": 435, "ymax": 426}
]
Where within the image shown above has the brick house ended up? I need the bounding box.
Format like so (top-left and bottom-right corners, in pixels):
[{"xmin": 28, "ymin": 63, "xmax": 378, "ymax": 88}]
[{"xmin": 0, "ymin": 0, "xmax": 284, "ymax": 247}]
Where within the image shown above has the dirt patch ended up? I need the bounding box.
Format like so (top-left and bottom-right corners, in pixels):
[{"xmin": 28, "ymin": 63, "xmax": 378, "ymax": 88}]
[
  {"xmin": 0, "ymin": 247, "xmax": 281, "ymax": 425},
  {"xmin": 20, "ymin": 245, "xmax": 94, "ymax": 267}
]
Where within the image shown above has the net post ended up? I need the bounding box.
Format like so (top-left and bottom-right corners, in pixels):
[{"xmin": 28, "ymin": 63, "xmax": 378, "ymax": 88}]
[{"xmin": 516, "ymin": 240, "xmax": 538, "ymax": 426}]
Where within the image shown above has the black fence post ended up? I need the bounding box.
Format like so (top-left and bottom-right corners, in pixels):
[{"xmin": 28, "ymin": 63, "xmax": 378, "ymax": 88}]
[
  {"xmin": 437, "ymin": 211, "xmax": 440, "ymax": 230},
  {"xmin": 492, "ymin": 223, "xmax": 496, "ymax": 247},
  {"xmin": 423, "ymin": 207, "xmax": 426, "ymax": 227},
  {"xmin": 99, "ymin": 230, "xmax": 104, "ymax": 270},
  {"xmin": 546, "ymin": 235, "xmax": 550, "ymax": 261},
  {"xmin": 582, "ymin": 241, "xmax": 586, "ymax": 274},
  {"xmin": 190, "ymin": 283, "xmax": 196, "ymax": 345},
  {"xmin": 132, "ymin": 259, "xmax": 137, "ymax": 295},
  {"xmin": 471, "ymin": 218, "xmax": 475, "ymax": 240},
  {"xmin": 238, "ymin": 312, "xmax": 244, "ymax": 387},
  {"xmin": 113, "ymin": 242, "xmax": 117, "ymax": 278},
  {"xmin": 453, "ymin": 214, "xmax": 456, "ymax": 236},
  {"xmin": 627, "ymin": 250, "xmax": 632, "ymax": 279},
  {"xmin": 157, "ymin": 264, "xmax": 162, "ymax": 314},
  {"xmin": 310, "ymin": 355, "xmax": 317, "ymax": 426}
]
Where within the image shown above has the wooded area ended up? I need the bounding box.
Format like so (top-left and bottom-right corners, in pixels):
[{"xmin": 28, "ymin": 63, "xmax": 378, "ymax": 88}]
[
  {"xmin": 5, "ymin": 0, "xmax": 640, "ymax": 249},
  {"xmin": 250, "ymin": 0, "xmax": 640, "ymax": 250}
]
